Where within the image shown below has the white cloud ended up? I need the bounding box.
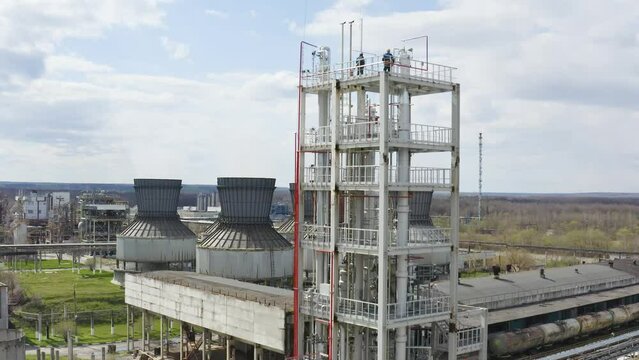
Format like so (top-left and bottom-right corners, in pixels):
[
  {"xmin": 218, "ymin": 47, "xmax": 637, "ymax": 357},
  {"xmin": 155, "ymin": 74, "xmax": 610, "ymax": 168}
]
[
  {"xmin": 205, "ymin": 9, "xmax": 229, "ymax": 19},
  {"xmin": 0, "ymin": 0, "xmax": 167, "ymax": 53},
  {"xmin": 160, "ymin": 37, "xmax": 190, "ymax": 60},
  {"xmin": 291, "ymin": 0, "xmax": 639, "ymax": 192}
]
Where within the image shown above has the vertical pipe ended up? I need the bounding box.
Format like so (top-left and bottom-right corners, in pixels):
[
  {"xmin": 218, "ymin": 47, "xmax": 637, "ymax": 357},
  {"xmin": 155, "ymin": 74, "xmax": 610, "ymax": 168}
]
[
  {"xmin": 329, "ymin": 78, "xmax": 341, "ymax": 360},
  {"xmin": 448, "ymin": 83, "xmax": 461, "ymax": 359},
  {"xmin": 395, "ymin": 87, "xmax": 410, "ymax": 360},
  {"xmin": 377, "ymin": 71, "xmax": 390, "ymax": 360},
  {"xmin": 294, "ymin": 43, "xmax": 306, "ymax": 356},
  {"xmin": 360, "ymin": 18, "xmax": 363, "ymax": 54}
]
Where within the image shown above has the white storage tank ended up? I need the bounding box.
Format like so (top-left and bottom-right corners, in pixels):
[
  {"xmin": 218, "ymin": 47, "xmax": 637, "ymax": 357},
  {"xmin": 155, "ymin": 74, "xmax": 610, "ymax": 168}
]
[{"xmin": 197, "ymin": 177, "xmax": 293, "ymax": 281}]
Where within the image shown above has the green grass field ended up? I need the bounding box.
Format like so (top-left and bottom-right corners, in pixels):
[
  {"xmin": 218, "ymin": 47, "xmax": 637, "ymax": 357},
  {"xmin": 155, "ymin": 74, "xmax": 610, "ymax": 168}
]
[
  {"xmin": 15, "ymin": 269, "xmax": 179, "ymax": 347},
  {"xmin": 18, "ymin": 270, "xmax": 123, "ymax": 313}
]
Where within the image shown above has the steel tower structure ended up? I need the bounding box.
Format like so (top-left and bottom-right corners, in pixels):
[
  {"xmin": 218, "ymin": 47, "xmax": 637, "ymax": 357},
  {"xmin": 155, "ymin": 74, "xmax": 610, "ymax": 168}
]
[{"xmin": 293, "ymin": 40, "xmax": 487, "ymax": 360}]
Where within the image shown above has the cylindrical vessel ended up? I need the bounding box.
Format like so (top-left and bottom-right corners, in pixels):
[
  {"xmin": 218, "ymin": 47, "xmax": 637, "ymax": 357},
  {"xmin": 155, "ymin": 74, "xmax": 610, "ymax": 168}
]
[{"xmin": 488, "ymin": 326, "xmax": 545, "ymax": 357}]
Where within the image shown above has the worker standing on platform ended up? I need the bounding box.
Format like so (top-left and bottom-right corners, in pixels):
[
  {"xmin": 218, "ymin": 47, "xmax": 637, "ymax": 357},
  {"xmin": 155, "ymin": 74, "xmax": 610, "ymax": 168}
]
[
  {"xmin": 383, "ymin": 49, "xmax": 394, "ymax": 72},
  {"xmin": 356, "ymin": 53, "xmax": 365, "ymax": 75}
]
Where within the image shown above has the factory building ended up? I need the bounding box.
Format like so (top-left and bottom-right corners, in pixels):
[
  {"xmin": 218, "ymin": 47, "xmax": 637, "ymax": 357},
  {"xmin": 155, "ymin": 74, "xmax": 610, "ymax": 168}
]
[
  {"xmin": 114, "ymin": 179, "xmax": 196, "ymax": 285},
  {"xmin": 434, "ymin": 260, "xmax": 639, "ymax": 357},
  {"xmin": 77, "ymin": 191, "xmax": 129, "ymax": 243}
]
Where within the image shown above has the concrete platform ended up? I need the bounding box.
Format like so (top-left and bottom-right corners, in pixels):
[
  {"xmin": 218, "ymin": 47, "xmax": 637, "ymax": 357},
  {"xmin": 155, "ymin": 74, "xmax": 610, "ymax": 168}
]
[{"xmin": 125, "ymin": 271, "xmax": 293, "ymax": 354}]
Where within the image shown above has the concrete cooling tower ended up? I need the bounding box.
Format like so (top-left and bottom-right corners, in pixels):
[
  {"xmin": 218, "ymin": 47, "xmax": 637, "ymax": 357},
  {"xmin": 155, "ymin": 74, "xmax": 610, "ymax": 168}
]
[
  {"xmin": 114, "ymin": 179, "xmax": 196, "ymax": 285},
  {"xmin": 197, "ymin": 177, "xmax": 293, "ymax": 281}
]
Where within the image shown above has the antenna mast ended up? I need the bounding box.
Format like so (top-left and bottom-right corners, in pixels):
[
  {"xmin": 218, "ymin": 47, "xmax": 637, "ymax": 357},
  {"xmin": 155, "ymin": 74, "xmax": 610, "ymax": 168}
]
[{"xmin": 478, "ymin": 132, "xmax": 483, "ymax": 221}]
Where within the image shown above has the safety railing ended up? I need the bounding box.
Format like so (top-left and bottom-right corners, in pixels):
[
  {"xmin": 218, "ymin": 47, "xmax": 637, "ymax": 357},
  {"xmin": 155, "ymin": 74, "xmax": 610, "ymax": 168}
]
[
  {"xmin": 304, "ymin": 126, "xmax": 331, "ymax": 147},
  {"xmin": 407, "ymin": 124, "xmax": 452, "ymax": 145},
  {"xmin": 340, "ymin": 165, "xmax": 378, "ymax": 185},
  {"xmin": 301, "ymin": 56, "xmax": 456, "ymax": 88},
  {"xmin": 389, "ymin": 167, "xmax": 451, "ymax": 187},
  {"xmin": 301, "ymin": 290, "xmax": 330, "ymax": 319},
  {"xmin": 457, "ymin": 327, "xmax": 482, "ymax": 353},
  {"xmin": 387, "ymin": 296, "xmax": 450, "ymax": 322},
  {"xmin": 339, "ymin": 120, "xmax": 380, "ymax": 143},
  {"xmin": 336, "ymin": 226, "xmax": 450, "ymax": 252},
  {"xmin": 406, "ymin": 346, "xmax": 432, "ymax": 360},
  {"xmin": 338, "ymin": 227, "xmax": 378, "ymax": 249},
  {"xmin": 304, "ymin": 166, "xmax": 331, "ymax": 186},
  {"xmin": 435, "ymin": 325, "xmax": 483, "ymax": 354},
  {"xmin": 337, "ymin": 297, "xmax": 378, "ymax": 323},
  {"xmin": 463, "ymin": 275, "xmax": 639, "ymax": 310},
  {"xmin": 391, "ymin": 227, "xmax": 451, "ymax": 249},
  {"xmin": 302, "ymin": 224, "xmax": 331, "ymax": 249},
  {"xmin": 339, "ymin": 165, "xmax": 450, "ymax": 187}
]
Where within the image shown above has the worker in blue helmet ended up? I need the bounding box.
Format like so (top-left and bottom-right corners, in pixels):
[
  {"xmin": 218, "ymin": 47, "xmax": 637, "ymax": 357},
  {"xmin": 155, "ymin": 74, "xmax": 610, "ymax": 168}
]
[{"xmin": 382, "ymin": 49, "xmax": 394, "ymax": 72}]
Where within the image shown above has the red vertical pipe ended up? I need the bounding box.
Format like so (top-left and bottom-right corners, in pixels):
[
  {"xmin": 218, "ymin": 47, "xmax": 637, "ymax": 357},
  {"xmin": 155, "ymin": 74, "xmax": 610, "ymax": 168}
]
[{"xmin": 293, "ymin": 41, "xmax": 303, "ymax": 360}]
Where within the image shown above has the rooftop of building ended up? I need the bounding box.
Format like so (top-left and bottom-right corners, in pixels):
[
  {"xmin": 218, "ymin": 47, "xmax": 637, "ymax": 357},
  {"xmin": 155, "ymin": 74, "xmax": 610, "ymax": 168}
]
[
  {"xmin": 138, "ymin": 271, "xmax": 293, "ymax": 311},
  {"xmin": 437, "ymin": 262, "xmax": 635, "ymax": 304}
]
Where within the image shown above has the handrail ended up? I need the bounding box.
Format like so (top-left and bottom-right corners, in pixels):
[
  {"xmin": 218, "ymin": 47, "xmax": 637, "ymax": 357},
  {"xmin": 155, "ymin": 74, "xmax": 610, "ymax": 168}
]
[
  {"xmin": 336, "ymin": 226, "xmax": 451, "ymax": 250},
  {"xmin": 387, "ymin": 296, "xmax": 450, "ymax": 321},
  {"xmin": 304, "ymin": 126, "xmax": 331, "ymax": 146},
  {"xmin": 302, "ymin": 224, "xmax": 331, "ymax": 248},
  {"xmin": 463, "ymin": 275, "xmax": 639, "ymax": 310},
  {"xmin": 303, "ymin": 166, "xmax": 331, "ymax": 185},
  {"xmin": 338, "ymin": 165, "xmax": 451, "ymax": 187},
  {"xmin": 301, "ymin": 56, "xmax": 456, "ymax": 87},
  {"xmin": 337, "ymin": 297, "xmax": 378, "ymax": 322}
]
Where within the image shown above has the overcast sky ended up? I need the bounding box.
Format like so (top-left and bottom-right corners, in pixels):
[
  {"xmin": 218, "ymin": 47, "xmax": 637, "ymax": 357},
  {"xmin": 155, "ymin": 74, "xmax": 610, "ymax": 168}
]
[{"xmin": 0, "ymin": 0, "xmax": 637, "ymax": 193}]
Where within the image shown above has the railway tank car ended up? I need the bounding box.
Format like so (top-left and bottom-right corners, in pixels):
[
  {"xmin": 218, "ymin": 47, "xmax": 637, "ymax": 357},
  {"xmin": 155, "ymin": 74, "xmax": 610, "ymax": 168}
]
[{"xmin": 489, "ymin": 303, "xmax": 639, "ymax": 357}]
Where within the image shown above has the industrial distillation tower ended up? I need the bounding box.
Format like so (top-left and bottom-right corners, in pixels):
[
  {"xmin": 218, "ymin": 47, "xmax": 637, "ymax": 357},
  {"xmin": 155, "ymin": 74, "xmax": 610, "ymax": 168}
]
[{"xmin": 293, "ymin": 40, "xmax": 487, "ymax": 360}]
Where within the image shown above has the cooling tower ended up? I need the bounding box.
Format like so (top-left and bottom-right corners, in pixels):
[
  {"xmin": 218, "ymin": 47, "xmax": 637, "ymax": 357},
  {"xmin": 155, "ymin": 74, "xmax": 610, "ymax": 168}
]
[
  {"xmin": 410, "ymin": 191, "xmax": 434, "ymax": 226},
  {"xmin": 197, "ymin": 177, "xmax": 293, "ymax": 281},
  {"xmin": 114, "ymin": 179, "xmax": 196, "ymax": 284}
]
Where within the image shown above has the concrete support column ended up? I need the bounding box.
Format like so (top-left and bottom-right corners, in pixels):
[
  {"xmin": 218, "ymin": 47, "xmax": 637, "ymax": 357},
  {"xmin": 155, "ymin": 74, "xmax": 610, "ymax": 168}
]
[
  {"xmin": 37, "ymin": 313, "xmax": 43, "ymax": 341},
  {"xmin": 180, "ymin": 321, "xmax": 184, "ymax": 360},
  {"xmin": 226, "ymin": 337, "xmax": 235, "ymax": 360},
  {"xmin": 254, "ymin": 344, "xmax": 263, "ymax": 360},
  {"xmin": 90, "ymin": 312, "xmax": 95, "ymax": 336},
  {"xmin": 202, "ymin": 329, "xmax": 208, "ymax": 360},
  {"xmin": 67, "ymin": 329, "xmax": 73, "ymax": 360},
  {"xmin": 141, "ymin": 310, "xmax": 146, "ymax": 351},
  {"xmin": 160, "ymin": 315, "xmax": 165, "ymax": 358},
  {"xmin": 339, "ymin": 324, "xmax": 347, "ymax": 360},
  {"xmin": 479, "ymin": 308, "xmax": 488, "ymax": 360},
  {"xmin": 125, "ymin": 308, "xmax": 130, "ymax": 351},
  {"xmin": 447, "ymin": 83, "xmax": 461, "ymax": 359}
]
